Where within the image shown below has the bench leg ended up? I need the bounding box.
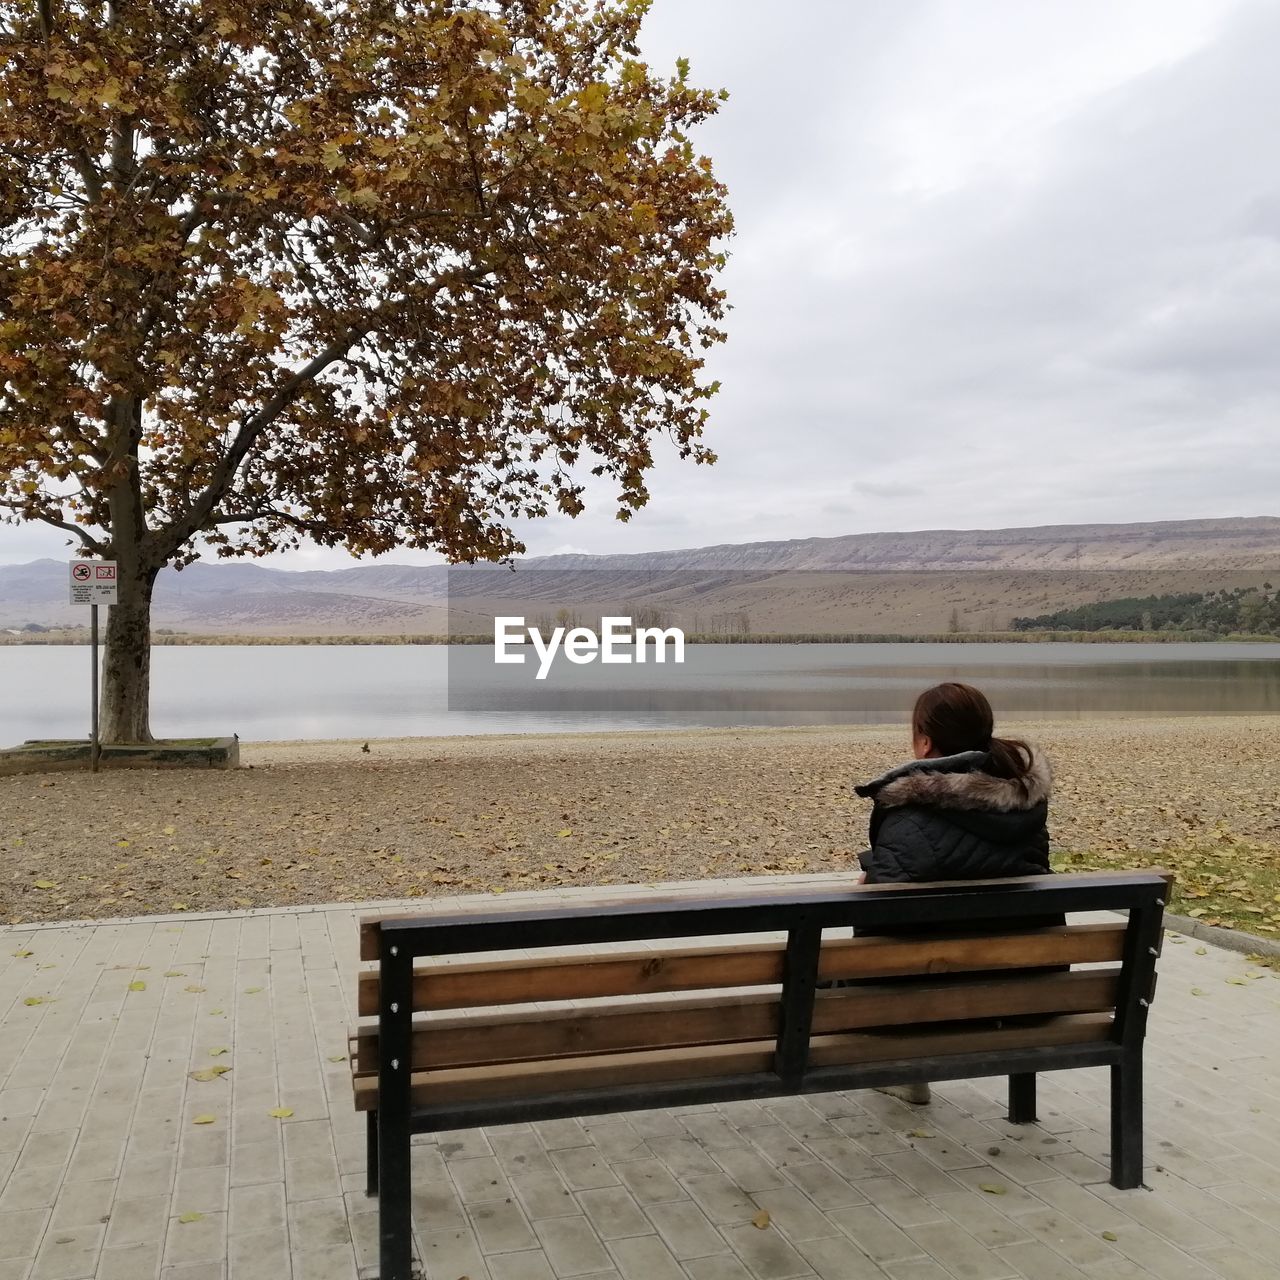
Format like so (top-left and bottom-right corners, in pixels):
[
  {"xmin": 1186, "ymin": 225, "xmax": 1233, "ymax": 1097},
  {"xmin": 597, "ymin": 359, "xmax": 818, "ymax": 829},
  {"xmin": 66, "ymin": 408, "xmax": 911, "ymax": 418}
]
[
  {"xmin": 1008, "ymin": 1072, "xmax": 1037, "ymax": 1124},
  {"xmin": 1110, "ymin": 1054, "xmax": 1144, "ymax": 1189},
  {"xmin": 366, "ymin": 1110, "xmax": 379, "ymax": 1198},
  {"xmin": 378, "ymin": 1103, "xmax": 414, "ymax": 1280}
]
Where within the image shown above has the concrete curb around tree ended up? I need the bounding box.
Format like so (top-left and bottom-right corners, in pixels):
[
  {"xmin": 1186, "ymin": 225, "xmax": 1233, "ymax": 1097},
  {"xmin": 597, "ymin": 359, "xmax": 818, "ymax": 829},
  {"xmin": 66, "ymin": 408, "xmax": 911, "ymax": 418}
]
[
  {"xmin": 1162, "ymin": 911, "xmax": 1280, "ymax": 959},
  {"xmin": 0, "ymin": 736, "xmax": 239, "ymax": 776}
]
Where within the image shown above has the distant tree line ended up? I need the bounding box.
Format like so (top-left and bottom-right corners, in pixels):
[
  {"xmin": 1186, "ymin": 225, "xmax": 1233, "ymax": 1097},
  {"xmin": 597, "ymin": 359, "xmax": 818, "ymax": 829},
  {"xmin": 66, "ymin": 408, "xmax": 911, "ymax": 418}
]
[{"xmin": 1012, "ymin": 586, "xmax": 1280, "ymax": 635}]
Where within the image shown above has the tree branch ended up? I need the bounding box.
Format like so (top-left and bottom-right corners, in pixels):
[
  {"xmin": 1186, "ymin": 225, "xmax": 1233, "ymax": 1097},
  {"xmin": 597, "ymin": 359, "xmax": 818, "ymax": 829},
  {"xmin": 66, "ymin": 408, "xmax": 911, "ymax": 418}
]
[
  {"xmin": 72, "ymin": 152, "xmax": 103, "ymax": 203},
  {"xmin": 31, "ymin": 0, "xmax": 105, "ymax": 202},
  {"xmin": 161, "ymin": 321, "xmax": 381, "ymax": 557},
  {"xmin": 3, "ymin": 504, "xmax": 108, "ymax": 555},
  {"xmin": 465, "ymin": 114, "xmax": 490, "ymax": 216},
  {"xmin": 211, "ymin": 505, "xmax": 330, "ymax": 536},
  {"xmin": 39, "ymin": 515, "xmax": 106, "ymax": 554}
]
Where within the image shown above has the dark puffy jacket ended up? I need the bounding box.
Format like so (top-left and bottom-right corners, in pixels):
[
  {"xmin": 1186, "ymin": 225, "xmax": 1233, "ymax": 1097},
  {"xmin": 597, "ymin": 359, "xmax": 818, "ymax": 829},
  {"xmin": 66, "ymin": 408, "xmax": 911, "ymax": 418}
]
[{"xmin": 855, "ymin": 748, "xmax": 1052, "ymax": 884}]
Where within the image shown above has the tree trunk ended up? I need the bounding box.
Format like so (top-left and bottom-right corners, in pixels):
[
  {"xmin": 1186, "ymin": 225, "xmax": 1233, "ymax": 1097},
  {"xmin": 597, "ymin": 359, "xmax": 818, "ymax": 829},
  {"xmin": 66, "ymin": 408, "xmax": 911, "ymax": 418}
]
[
  {"xmin": 99, "ymin": 384, "xmax": 159, "ymax": 744},
  {"xmin": 100, "ymin": 551, "xmax": 158, "ymax": 744}
]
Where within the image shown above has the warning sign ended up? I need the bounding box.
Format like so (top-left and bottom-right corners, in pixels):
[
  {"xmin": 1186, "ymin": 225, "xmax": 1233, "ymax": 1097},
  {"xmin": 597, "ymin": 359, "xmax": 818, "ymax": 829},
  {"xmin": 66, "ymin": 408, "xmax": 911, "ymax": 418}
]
[{"xmin": 69, "ymin": 560, "xmax": 118, "ymax": 606}]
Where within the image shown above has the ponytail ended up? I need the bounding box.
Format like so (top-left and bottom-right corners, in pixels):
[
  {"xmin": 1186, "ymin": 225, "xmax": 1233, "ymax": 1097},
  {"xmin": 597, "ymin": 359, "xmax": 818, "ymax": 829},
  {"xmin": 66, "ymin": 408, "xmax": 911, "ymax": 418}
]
[{"xmin": 985, "ymin": 735, "xmax": 1034, "ymax": 781}]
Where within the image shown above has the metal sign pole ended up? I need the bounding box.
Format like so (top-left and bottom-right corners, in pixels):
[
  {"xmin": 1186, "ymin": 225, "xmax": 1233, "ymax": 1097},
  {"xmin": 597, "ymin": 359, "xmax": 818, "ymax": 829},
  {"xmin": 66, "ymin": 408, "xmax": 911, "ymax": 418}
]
[
  {"xmin": 70, "ymin": 560, "xmax": 116, "ymax": 771},
  {"xmin": 90, "ymin": 603, "xmax": 100, "ymax": 774}
]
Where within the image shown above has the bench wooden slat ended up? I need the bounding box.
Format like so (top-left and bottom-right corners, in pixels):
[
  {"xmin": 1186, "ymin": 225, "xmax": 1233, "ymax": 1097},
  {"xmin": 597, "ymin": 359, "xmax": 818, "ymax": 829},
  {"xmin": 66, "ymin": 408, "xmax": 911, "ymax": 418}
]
[
  {"xmin": 357, "ymin": 870, "xmax": 1172, "ymax": 961},
  {"xmin": 351, "ymin": 969, "xmax": 1119, "ymax": 1072},
  {"xmin": 352, "ymin": 1011, "xmax": 1116, "ymax": 1109},
  {"xmin": 356, "ymin": 922, "xmax": 1126, "ymax": 1015},
  {"xmin": 357, "ymin": 878, "xmax": 860, "ymax": 961}
]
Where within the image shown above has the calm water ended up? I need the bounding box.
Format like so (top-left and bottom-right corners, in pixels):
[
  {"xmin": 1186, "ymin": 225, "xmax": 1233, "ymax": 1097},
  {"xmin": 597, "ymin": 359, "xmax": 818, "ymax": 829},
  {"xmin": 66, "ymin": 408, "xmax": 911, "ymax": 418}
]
[{"xmin": 2, "ymin": 642, "xmax": 1279, "ymax": 743}]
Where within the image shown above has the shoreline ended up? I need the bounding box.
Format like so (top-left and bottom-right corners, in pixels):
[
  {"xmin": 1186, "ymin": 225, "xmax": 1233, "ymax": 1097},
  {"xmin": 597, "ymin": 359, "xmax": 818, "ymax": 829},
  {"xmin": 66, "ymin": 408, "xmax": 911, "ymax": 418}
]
[{"xmin": 236, "ymin": 711, "xmax": 1280, "ymax": 765}]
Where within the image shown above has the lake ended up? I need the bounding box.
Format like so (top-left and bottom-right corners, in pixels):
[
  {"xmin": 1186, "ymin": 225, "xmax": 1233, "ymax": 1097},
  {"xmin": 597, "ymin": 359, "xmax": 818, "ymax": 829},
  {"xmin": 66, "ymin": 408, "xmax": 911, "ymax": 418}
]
[{"xmin": 2, "ymin": 641, "xmax": 1279, "ymax": 743}]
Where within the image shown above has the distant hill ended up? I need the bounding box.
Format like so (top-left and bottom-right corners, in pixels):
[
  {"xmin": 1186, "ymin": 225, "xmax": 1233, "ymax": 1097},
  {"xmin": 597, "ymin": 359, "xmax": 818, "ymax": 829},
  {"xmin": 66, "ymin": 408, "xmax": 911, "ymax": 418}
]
[
  {"xmin": 2, "ymin": 516, "xmax": 1278, "ymax": 635},
  {"xmin": 0, "ymin": 558, "xmax": 450, "ymax": 633},
  {"xmin": 529, "ymin": 516, "xmax": 1280, "ymax": 572}
]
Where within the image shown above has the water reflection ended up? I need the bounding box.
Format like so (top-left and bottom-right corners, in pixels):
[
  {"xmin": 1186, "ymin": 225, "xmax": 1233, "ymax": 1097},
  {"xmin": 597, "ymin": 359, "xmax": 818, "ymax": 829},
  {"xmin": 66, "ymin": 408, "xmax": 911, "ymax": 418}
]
[
  {"xmin": 1, "ymin": 642, "xmax": 1278, "ymax": 742},
  {"xmin": 447, "ymin": 643, "xmax": 1280, "ymax": 728}
]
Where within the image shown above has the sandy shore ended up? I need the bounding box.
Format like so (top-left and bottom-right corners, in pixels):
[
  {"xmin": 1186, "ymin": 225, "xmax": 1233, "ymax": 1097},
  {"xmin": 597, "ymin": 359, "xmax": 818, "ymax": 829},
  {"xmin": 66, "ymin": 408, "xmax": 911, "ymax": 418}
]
[{"xmin": 4, "ymin": 716, "xmax": 1278, "ymax": 926}]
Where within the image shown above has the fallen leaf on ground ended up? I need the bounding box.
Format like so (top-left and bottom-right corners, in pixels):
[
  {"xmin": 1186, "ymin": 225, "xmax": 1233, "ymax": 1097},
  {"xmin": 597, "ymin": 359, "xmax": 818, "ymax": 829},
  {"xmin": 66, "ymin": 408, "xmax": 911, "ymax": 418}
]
[
  {"xmin": 178, "ymin": 1211, "xmax": 203, "ymax": 1224},
  {"xmin": 185, "ymin": 985, "xmax": 206, "ymax": 993},
  {"xmin": 751, "ymin": 1210, "xmax": 770, "ymax": 1229},
  {"xmin": 244, "ymin": 986, "xmax": 263, "ymax": 994},
  {"xmin": 328, "ymin": 1054, "xmax": 346, "ymax": 1062},
  {"xmin": 127, "ymin": 980, "xmax": 146, "ymax": 992},
  {"xmin": 1190, "ymin": 987, "xmax": 1206, "ymax": 996},
  {"xmin": 209, "ymin": 1047, "xmax": 229, "ymax": 1057},
  {"xmin": 189, "ymin": 1066, "xmax": 231, "ymax": 1082},
  {"xmin": 23, "ymin": 995, "xmax": 46, "ymax": 1006},
  {"xmin": 11, "ymin": 724, "xmax": 1280, "ymax": 931},
  {"xmin": 192, "ymin": 1114, "xmax": 216, "ymax": 1125},
  {"xmin": 979, "ymin": 1184, "xmax": 1007, "ymax": 1195},
  {"xmin": 268, "ymin": 1107, "xmax": 293, "ymax": 1119},
  {"xmin": 1102, "ymin": 1230, "xmax": 1119, "ymax": 1242},
  {"xmin": 164, "ymin": 971, "xmax": 185, "ymax": 978},
  {"xmin": 1194, "ymin": 947, "xmax": 1207, "ymax": 955},
  {"xmin": 12, "ymin": 949, "xmax": 33, "ymax": 958},
  {"xmin": 33, "ymin": 880, "xmax": 56, "ymax": 890},
  {"xmin": 906, "ymin": 1129, "xmax": 933, "ymax": 1139}
]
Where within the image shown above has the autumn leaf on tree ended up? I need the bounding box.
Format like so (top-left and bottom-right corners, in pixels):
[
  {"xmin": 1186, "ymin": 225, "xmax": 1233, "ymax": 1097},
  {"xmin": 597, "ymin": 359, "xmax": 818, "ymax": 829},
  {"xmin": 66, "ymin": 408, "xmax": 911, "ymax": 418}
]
[{"xmin": 0, "ymin": 0, "xmax": 732, "ymax": 743}]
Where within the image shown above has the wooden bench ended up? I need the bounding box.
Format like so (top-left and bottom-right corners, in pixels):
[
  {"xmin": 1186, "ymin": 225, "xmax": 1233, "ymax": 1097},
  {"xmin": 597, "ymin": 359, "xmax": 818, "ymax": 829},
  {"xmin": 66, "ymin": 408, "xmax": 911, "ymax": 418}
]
[{"xmin": 351, "ymin": 869, "xmax": 1170, "ymax": 1280}]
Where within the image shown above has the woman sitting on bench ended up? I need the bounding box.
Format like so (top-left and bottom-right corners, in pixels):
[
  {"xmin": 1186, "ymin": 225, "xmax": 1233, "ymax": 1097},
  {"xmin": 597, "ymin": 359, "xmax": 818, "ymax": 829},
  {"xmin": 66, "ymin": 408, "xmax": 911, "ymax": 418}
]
[{"xmin": 852, "ymin": 681, "xmax": 1054, "ymax": 1103}]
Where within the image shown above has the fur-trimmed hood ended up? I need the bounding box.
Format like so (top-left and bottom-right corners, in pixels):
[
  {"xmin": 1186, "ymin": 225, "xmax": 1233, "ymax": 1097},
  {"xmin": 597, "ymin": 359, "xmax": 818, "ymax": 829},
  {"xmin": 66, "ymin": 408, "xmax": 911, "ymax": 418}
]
[{"xmin": 855, "ymin": 747, "xmax": 1052, "ymax": 813}]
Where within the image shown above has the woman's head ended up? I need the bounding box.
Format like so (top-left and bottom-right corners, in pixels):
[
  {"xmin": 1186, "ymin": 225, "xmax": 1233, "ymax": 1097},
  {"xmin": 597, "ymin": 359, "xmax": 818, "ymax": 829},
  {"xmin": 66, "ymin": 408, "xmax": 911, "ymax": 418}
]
[{"xmin": 911, "ymin": 682, "xmax": 1032, "ymax": 779}]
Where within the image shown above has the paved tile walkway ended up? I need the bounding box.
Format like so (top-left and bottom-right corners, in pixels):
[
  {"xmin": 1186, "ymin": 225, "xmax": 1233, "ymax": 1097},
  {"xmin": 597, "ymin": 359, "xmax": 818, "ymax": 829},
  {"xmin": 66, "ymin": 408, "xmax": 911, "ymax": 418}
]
[{"xmin": 2, "ymin": 880, "xmax": 1278, "ymax": 1280}]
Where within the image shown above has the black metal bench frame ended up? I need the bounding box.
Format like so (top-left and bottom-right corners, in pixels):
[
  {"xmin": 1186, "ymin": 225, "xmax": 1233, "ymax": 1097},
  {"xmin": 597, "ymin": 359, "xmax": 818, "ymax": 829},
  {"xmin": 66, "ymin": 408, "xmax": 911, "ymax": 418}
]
[{"xmin": 362, "ymin": 871, "xmax": 1167, "ymax": 1280}]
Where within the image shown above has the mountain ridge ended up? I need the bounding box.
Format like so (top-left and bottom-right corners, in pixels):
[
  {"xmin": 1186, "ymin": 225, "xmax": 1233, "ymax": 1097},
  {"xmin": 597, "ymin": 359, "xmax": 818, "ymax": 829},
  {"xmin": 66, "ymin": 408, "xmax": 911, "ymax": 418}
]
[{"xmin": 2, "ymin": 515, "xmax": 1278, "ymax": 634}]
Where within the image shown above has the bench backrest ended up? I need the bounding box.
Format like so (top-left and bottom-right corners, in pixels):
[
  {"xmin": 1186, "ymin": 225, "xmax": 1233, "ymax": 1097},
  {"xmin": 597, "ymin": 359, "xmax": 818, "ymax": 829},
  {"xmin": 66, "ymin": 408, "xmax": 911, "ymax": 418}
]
[{"xmin": 353, "ymin": 870, "xmax": 1169, "ymax": 1110}]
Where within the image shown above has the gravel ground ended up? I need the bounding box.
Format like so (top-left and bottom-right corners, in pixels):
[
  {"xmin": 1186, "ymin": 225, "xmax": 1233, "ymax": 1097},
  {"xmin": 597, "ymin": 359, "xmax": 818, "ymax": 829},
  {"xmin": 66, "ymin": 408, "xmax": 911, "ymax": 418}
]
[{"xmin": 3, "ymin": 716, "xmax": 1278, "ymax": 927}]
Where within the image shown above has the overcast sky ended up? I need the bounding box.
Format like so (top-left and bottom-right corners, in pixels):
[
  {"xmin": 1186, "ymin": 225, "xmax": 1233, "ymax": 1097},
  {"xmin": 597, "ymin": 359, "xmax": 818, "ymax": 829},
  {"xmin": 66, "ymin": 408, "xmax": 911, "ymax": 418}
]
[{"xmin": 4, "ymin": 0, "xmax": 1278, "ymax": 568}]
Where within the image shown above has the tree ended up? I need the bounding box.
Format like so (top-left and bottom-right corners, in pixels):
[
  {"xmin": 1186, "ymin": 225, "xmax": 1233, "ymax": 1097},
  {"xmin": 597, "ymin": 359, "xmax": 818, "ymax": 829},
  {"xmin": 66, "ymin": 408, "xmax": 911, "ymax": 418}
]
[
  {"xmin": 1238, "ymin": 593, "xmax": 1266, "ymax": 635},
  {"xmin": 0, "ymin": 0, "xmax": 731, "ymax": 741}
]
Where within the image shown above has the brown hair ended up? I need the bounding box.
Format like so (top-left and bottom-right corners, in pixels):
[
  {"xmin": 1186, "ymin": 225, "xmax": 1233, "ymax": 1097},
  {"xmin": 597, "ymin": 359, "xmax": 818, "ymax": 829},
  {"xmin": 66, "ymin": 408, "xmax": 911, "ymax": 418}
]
[{"xmin": 911, "ymin": 682, "xmax": 1033, "ymax": 780}]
